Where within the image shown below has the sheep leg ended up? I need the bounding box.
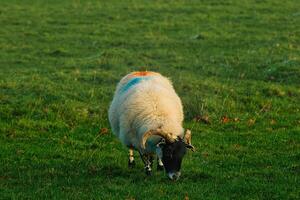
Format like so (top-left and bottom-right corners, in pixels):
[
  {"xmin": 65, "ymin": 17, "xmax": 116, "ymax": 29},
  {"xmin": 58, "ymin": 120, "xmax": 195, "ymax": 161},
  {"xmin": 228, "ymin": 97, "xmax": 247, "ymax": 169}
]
[
  {"xmin": 128, "ymin": 148, "xmax": 135, "ymax": 168},
  {"xmin": 145, "ymin": 155, "xmax": 153, "ymax": 176},
  {"xmin": 149, "ymin": 155, "xmax": 154, "ymax": 168},
  {"xmin": 157, "ymin": 157, "xmax": 164, "ymax": 171},
  {"xmin": 138, "ymin": 152, "xmax": 153, "ymax": 176}
]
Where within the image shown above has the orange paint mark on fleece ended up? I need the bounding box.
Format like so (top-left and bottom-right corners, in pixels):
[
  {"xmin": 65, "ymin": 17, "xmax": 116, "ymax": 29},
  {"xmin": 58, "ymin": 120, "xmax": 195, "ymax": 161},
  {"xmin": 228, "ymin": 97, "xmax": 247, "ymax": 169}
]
[{"xmin": 129, "ymin": 71, "xmax": 158, "ymax": 78}]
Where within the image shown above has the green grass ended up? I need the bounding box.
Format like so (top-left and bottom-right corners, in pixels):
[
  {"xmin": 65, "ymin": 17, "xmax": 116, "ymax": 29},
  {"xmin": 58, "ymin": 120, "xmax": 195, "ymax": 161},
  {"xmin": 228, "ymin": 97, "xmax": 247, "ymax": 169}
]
[{"xmin": 1, "ymin": 0, "xmax": 300, "ymax": 199}]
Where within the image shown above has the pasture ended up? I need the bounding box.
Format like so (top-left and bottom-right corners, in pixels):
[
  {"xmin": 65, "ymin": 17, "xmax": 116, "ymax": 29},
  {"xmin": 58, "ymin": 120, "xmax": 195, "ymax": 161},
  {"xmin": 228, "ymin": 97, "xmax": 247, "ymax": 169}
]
[{"xmin": 0, "ymin": 0, "xmax": 299, "ymax": 199}]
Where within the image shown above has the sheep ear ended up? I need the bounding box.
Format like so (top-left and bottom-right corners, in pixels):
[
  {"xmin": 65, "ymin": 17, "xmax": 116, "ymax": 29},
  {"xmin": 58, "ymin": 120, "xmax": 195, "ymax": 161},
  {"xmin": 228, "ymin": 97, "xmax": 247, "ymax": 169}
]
[
  {"xmin": 184, "ymin": 129, "xmax": 192, "ymax": 144},
  {"xmin": 186, "ymin": 144, "xmax": 196, "ymax": 152},
  {"xmin": 184, "ymin": 129, "xmax": 195, "ymax": 152}
]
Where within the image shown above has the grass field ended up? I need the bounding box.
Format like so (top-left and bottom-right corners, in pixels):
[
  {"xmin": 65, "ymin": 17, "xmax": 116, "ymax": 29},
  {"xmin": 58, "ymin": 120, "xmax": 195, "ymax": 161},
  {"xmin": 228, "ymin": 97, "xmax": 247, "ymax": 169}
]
[{"xmin": 1, "ymin": 0, "xmax": 300, "ymax": 199}]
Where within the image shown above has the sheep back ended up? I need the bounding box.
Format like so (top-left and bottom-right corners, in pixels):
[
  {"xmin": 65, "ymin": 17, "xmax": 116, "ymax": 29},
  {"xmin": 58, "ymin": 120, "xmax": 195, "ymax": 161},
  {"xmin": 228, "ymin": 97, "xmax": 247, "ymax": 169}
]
[{"xmin": 108, "ymin": 71, "xmax": 184, "ymax": 152}]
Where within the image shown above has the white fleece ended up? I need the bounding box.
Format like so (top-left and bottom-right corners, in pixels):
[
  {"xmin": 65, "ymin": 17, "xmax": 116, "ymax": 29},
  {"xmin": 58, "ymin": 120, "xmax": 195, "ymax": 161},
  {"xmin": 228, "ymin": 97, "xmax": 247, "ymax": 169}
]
[{"xmin": 108, "ymin": 72, "xmax": 184, "ymax": 153}]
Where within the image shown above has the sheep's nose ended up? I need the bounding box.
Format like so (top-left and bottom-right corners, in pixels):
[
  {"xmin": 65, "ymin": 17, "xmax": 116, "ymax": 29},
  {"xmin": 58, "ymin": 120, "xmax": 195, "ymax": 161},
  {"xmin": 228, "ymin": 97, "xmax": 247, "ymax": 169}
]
[{"xmin": 168, "ymin": 172, "xmax": 181, "ymax": 180}]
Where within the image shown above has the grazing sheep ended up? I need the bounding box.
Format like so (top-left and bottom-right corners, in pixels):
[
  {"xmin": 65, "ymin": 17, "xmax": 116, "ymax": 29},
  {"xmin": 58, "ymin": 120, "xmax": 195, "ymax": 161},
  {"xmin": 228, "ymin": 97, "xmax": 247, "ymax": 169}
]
[{"xmin": 108, "ymin": 71, "xmax": 194, "ymax": 180}]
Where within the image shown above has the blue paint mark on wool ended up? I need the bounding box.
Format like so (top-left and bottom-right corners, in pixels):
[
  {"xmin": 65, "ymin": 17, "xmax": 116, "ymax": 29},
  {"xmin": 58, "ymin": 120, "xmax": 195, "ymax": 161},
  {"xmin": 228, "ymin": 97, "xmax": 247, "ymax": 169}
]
[{"xmin": 122, "ymin": 77, "xmax": 151, "ymax": 93}]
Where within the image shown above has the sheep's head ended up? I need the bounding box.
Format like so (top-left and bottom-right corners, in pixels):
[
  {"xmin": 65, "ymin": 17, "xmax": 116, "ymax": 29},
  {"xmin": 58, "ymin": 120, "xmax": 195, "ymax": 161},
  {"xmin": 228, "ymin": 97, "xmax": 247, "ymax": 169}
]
[{"xmin": 142, "ymin": 129, "xmax": 195, "ymax": 180}]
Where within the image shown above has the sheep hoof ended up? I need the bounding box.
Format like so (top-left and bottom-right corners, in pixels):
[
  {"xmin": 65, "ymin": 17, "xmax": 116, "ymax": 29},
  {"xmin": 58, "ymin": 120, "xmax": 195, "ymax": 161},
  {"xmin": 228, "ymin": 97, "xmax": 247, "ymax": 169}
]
[
  {"xmin": 145, "ymin": 169, "xmax": 152, "ymax": 176},
  {"xmin": 157, "ymin": 164, "xmax": 164, "ymax": 171},
  {"xmin": 128, "ymin": 160, "xmax": 135, "ymax": 168}
]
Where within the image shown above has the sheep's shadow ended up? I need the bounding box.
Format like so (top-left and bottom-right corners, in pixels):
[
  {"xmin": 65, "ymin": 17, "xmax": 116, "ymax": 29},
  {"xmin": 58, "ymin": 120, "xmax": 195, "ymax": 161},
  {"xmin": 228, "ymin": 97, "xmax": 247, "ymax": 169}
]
[
  {"xmin": 88, "ymin": 163, "xmax": 213, "ymax": 183},
  {"xmin": 87, "ymin": 163, "xmax": 154, "ymax": 182}
]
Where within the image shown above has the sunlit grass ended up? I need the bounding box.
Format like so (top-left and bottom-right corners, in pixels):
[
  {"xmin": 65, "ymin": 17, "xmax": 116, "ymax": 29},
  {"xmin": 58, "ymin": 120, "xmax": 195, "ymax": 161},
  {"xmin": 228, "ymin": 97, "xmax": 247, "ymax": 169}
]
[{"xmin": 0, "ymin": 0, "xmax": 299, "ymax": 199}]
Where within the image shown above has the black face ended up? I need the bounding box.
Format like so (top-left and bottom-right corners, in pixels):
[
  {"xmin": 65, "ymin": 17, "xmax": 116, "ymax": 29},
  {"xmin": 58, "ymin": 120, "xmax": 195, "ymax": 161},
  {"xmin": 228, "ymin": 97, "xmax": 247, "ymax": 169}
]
[{"xmin": 160, "ymin": 138, "xmax": 187, "ymax": 174}]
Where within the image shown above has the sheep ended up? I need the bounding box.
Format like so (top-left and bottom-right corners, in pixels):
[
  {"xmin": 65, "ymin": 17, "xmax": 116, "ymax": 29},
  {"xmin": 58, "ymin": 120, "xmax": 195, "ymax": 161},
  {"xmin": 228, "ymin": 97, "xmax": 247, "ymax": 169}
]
[{"xmin": 108, "ymin": 71, "xmax": 195, "ymax": 180}]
